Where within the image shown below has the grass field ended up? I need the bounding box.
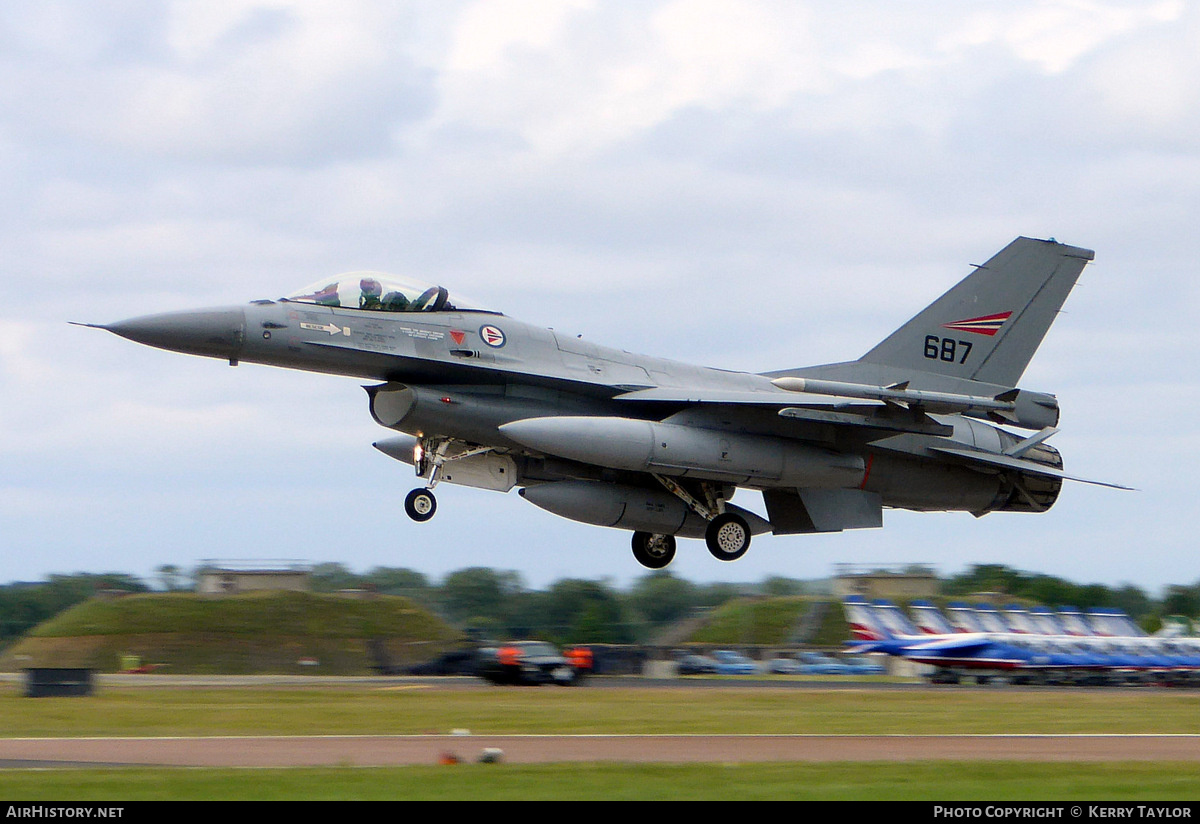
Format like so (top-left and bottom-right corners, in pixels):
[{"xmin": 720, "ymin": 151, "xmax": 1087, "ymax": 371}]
[
  {"xmin": 4, "ymin": 762, "xmax": 1200, "ymax": 801},
  {"xmin": 3, "ymin": 678, "xmax": 1200, "ymax": 799},
  {"xmin": 6, "ymin": 679, "xmax": 1200, "ymax": 736}
]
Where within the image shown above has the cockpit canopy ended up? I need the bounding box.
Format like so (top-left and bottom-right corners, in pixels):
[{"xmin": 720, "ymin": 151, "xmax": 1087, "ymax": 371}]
[{"xmin": 284, "ymin": 272, "xmax": 489, "ymax": 314}]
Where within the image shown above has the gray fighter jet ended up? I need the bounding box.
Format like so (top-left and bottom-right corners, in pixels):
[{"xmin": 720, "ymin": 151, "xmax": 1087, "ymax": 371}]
[{"xmin": 88, "ymin": 237, "xmax": 1126, "ymax": 569}]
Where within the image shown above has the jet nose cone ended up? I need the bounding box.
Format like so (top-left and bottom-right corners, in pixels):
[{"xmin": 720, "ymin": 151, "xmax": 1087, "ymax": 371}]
[{"xmin": 104, "ymin": 307, "xmax": 246, "ymax": 361}]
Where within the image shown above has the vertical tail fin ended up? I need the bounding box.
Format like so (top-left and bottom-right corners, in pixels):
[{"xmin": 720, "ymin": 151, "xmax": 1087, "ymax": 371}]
[
  {"xmin": 909, "ymin": 600, "xmax": 958, "ymax": 635},
  {"xmin": 946, "ymin": 602, "xmax": 987, "ymax": 633},
  {"xmin": 1056, "ymin": 606, "xmax": 1095, "ymax": 637},
  {"xmin": 1087, "ymin": 608, "xmax": 1145, "ymax": 638},
  {"xmin": 871, "ymin": 599, "xmax": 923, "ymax": 638},
  {"xmin": 1029, "ymin": 606, "xmax": 1070, "ymax": 636},
  {"xmin": 843, "ymin": 595, "xmax": 890, "ymax": 640},
  {"xmin": 1001, "ymin": 604, "xmax": 1040, "ymax": 634},
  {"xmin": 971, "ymin": 603, "xmax": 1011, "ymax": 633},
  {"xmin": 859, "ymin": 237, "xmax": 1094, "ymax": 387}
]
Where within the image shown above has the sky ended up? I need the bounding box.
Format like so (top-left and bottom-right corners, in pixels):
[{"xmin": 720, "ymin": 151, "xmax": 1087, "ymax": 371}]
[{"xmin": 2, "ymin": 1, "xmax": 1198, "ymax": 594}]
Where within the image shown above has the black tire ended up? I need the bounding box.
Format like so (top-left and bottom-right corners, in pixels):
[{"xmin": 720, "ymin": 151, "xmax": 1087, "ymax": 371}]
[
  {"xmin": 705, "ymin": 513, "xmax": 750, "ymax": 561},
  {"xmin": 631, "ymin": 532, "xmax": 676, "ymax": 569},
  {"xmin": 404, "ymin": 488, "xmax": 437, "ymax": 522}
]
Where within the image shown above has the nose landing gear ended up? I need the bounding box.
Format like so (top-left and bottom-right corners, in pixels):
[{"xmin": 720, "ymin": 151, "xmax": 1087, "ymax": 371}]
[
  {"xmin": 404, "ymin": 436, "xmax": 496, "ymax": 523},
  {"xmin": 404, "ymin": 488, "xmax": 437, "ymax": 522}
]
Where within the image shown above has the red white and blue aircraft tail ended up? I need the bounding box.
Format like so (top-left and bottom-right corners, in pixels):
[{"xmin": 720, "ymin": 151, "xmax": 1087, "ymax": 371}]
[
  {"xmin": 1087, "ymin": 608, "xmax": 1145, "ymax": 638},
  {"xmin": 843, "ymin": 595, "xmax": 890, "ymax": 641},
  {"xmin": 1055, "ymin": 606, "xmax": 1094, "ymax": 636},
  {"xmin": 1001, "ymin": 604, "xmax": 1040, "ymax": 634},
  {"xmin": 909, "ymin": 600, "xmax": 958, "ymax": 635},
  {"xmin": 871, "ymin": 599, "xmax": 924, "ymax": 639},
  {"xmin": 946, "ymin": 602, "xmax": 987, "ymax": 633}
]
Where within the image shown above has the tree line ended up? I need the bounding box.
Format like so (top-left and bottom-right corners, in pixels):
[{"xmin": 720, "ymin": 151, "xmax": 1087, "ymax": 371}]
[{"xmin": 1, "ymin": 564, "xmax": 1198, "ymax": 649}]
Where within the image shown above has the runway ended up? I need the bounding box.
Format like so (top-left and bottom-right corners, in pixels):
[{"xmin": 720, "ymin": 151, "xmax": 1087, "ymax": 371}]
[{"xmin": 3, "ymin": 734, "xmax": 1199, "ymax": 767}]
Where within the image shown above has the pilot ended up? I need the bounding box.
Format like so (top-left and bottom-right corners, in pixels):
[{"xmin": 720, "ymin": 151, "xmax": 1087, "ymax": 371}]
[
  {"xmin": 380, "ymin": 291, "xmax": 410, "ymax": 312},
  {"xmin": 359, "ymin": 278, "xmax": 383, "ymax": 310},
  {"xmin": 306, "ymin": 283, "xmax": 341, "ymax": 307}
]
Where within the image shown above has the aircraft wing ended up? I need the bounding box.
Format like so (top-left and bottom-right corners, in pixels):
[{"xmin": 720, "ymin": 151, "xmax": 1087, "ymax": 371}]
[{"xmin": 928, "ymin": 445, "xmax": 1134, "ymax": 490}]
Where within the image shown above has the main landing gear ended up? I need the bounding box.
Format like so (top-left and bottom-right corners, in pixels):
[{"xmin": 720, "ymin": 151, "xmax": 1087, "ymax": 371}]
[
  {"xmin": 403, "ymin": 436, "xmax": 494, "ymax": 523},
  {"xmin": 704, "ymin": 512, "xmax": 751, "ymax": 561},
  {"xmin": 631, "ymin": 532, "xmax": 676, "ymax": 569},
  {"xmin": 627, "ymin": 476, "xmax": 753, "ymax": 569}
]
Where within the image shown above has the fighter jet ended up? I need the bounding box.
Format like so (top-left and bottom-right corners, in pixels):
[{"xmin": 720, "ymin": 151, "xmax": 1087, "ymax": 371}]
[{"xmin": 87, "ymin": 237, "xmax": 1126, "ymax": 569}]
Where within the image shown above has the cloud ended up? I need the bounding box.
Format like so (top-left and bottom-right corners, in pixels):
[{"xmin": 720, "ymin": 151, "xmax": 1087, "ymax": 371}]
[{"xmin": 0, "ymin": 2, "xmax": 435, "ymax": 167}]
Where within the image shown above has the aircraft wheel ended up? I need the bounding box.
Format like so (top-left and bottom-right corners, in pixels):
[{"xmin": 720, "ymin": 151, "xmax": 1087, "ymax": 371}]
[
  {"xmin": 404, "ymin": 488, "xmax": 437, "ymax": 522},
  {"xmin": 705, "ymin": 513, "xmax": 750, "ymax": 561},
  {"xmin": 632, "ymin": 532, "xmax": 676, "ymax": 569}
]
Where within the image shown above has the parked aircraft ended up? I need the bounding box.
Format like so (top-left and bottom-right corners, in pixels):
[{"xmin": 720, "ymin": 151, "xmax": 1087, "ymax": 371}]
[
  {"xmin": 844, "ymin": 596, "xmax": 1056, "ymax": 678},
  {"xmin": 846, "ymin": 597, "xmax": 1200, "ymax": 685},
  {"xmin": 86, "ymin": 237, "xmax": 1127, "ymax": 568}
]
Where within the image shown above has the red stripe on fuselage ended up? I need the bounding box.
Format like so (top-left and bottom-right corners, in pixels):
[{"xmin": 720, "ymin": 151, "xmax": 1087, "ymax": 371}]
[{"xmin": 859, "ymin": 454, "xmax": 874, "ymax": 490}]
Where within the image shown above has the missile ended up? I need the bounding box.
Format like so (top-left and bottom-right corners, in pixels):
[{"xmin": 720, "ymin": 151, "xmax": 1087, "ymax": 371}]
[
  {"xmin": 500, "ymin": 416, "xmax": 864, "ymax": 487},
  {"xmin": 771, "ymin": 376, "xmax": 1016, "ymax": 411},
  {"xmin": 519, "ymin": 481, "xmax": 771, "ymax": 538},
  {"xmin": 770, "ymin": 376, "xmax": 1059, "ymax": 430}
]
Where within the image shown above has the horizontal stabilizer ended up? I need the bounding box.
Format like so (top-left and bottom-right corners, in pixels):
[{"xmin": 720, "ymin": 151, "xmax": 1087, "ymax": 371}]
[{"xmin": 928, "ymin": 445, "xmax": 1133, "ymax": 490}]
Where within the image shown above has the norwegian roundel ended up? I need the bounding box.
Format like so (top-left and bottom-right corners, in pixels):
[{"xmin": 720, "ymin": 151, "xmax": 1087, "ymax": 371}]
[{"xmin": 479, "ymin": 324, "xmax": 506, "ymax": 348}]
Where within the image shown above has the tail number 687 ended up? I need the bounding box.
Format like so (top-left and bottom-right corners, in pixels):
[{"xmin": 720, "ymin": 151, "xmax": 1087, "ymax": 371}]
[{"xmin": 924, "ymin": 335, "xmax": 972, "ymax": 364}]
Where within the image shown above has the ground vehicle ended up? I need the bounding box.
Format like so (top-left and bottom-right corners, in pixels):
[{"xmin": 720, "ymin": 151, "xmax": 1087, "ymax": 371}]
[
  {"xmin": 765, "ymin": 656, "xmax": 803, "ymax": 674},
  {"xmin": 673, "ymin": 651, "xmax": 719, "ymax": 675},
  {"xmin": 711, "ymin": 650, "xmax": 760, "ymax": 675},
  {"xmin": 797, "ymin": 651, "xmax": 853, "ymax": 675},
  {"xmin": 839, "ymin": 654, "xmax": 887, "ymax": 675},
  {"xmin": 475, "ymin": 641, "xmax": 580, "ymax": 686}
]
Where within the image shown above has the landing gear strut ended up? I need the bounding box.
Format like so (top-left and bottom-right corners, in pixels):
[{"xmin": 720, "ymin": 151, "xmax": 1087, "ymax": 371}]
[
  {"xmin": 404, "ymin": 436, "xmax": 496, "ymax": 523},
  {"xmin": 631, "ymin": 532, "xmax": 676, "ymax": 569},
  {"xmin": 651, "ymin": 473, "xmax": 753, "ymax": 562}
]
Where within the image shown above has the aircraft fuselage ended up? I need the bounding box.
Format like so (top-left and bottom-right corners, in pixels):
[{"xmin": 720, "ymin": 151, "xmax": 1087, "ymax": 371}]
[{"xmin": 96, "ymin": 238, "xmax": 1112, "ymax": 567}]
